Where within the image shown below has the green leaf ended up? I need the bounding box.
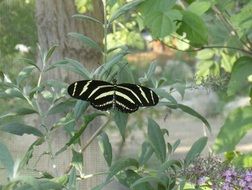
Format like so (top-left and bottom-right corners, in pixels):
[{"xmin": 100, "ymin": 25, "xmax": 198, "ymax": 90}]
[
  {"xmin": 19, "ymin": 138, "xmax": 44, "ymax": 170},
  {"xmin": 213, "ymin": 106, "xmax": 252, "ymax": 153},
  {"xmin": 45, "ymin": 45, "xmax": 58, "ymax": 63},
  {"xmin": 147, "ymin": 10, "xmax": 178, "ymax": 38},
  {"xmin": 0, "ymin": 141, "xmax": 14, "ymax": 178},
  {"xmin": 117, "ymin": 170, "xmax": 153, "ymax": 190},
  {"xmin": 71, "ymin": 149, "xmax": 83, "ymax": 174},
  {"xmin": 51, "ymin": 175, "xmax": 69, "ymax": 186},
  {"xmin": 46, "ymin": 59, "xmax": 91, "ymax": 79},
  {"xmin": 47, "ymin": 100, "xmax": 75, "ymax": 115},
  {"xmin": 109, "ymin": 0, "xmax": 144, "ymax": 23},
  {"xmin": 159, "ymin": 159, "xmax": 182, "ymax": 172},
  {"xmin": 16, "ymin": 65, "xmax": 36, "ymax": 86},
  {"xmin": 106, "ymin": 158, "xmax": 139, "ymax": 182},
  {"xmin": 18, "ymin": 58, "xmax": 40, "ymax": 71},
  {"xmin": 114, "ymin": 111, "xmax": 128, "ymax": 140},
  {"xmin": 0, "ymin": 108, "xmax": 37, "ymax": 119},
  {"xmin": 68, "ymin": 32, "xmax": 103, "ymax": 52},
  {"xmin": 99, "ymin": 50, "xmax": 129, "ymax": 77},
  {"xmin": 170, "ymin": 103, "xmax": 211, "ymax": 132},
  {"xmin": 0, "ymin": 123, "xmax": 43, "ymax": 137},
  {"xmin": 138, "ymin": 141, "xmax": 154, "ymax": 166},
  {"xmin": 15, "ymin": 177, "xmax": 63, "ymax": 190},
  {"xmin": 155, "ymin": 88, "xmax": 177, "ymax": 104},
  {"xmin": 131, "ymin": 176, "xmax": 166, "ymax": 189},
  {"xmin": 232, "ymin": 153, "xmax": 252, "ymax": 168},
  {"xmin": 177, "ymin": 11, "xmax": 208, "ymax": 47},
  {"xmin": 148, "ymin": 118, "xmax": 166, "ymax": 163},
  {"xmin": 0, "ymin": 71, "xmax": 4, "ymax": 81},
  {"xmin": 139, "ymin": 0, "xmax": 180, "ymax": 38},
  {"xmin": 227, "ymin": 56, "xmax": 252, "ymax": 96},
  {"xmin": 67, "ymin": 168, "xmax": 77, "ymax": 190},
  {"xmin": 98, "ymin": 132, "xmax": 112, "ymax": 166},
  {"xmin": 185, "ymin": 136, "xmax": 208, "ymax": 166},
  {"xmin": 65, "ymin": 113, "xmax": 104, "ymax": 147},
  {"xmin": 72, "ymin": 14, "xmax": 103, "ymax": 25},
  {"xmin": 187, "ymin": 0, "xmax": 211, "ymax": 16},
  {"xmin": 4, "ymin": 88, "xmax": 25, "ymax": 99},
  {"xmin": 73, "ymin": 100, "xmax": 89, "ymax": 119}
]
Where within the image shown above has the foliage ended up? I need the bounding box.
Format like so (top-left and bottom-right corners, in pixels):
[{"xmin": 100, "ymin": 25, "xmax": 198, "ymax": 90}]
[{"xmin": 0, "ymin": 0, "xmax": 252, "ymax": 189}]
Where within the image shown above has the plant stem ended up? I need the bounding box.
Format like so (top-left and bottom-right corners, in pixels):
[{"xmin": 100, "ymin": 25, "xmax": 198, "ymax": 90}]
[
  {"xmin": 103, "ymin": 0, "xmax": 108, "ymax": 64},
  {"xmin": 81, "ymin": 117, "xmax": 111, "ymax": 152}
]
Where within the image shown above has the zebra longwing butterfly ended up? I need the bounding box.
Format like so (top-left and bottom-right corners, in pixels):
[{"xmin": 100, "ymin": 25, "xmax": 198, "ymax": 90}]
[{"xmin": 67, "ymin": 80, "xmax": 159, "ymax": 113}]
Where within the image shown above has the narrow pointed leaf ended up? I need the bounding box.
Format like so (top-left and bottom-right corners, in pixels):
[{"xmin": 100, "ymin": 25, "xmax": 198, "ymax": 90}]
[
  {"xmin": 0, "ymin": 123, "xmax": 43, "ymax": 137},
  {"xmin": 117, "ymin": 170, "xmax": 153, "ymax": 190},
  {"xmin": 45, "ymin": 45, "xmax": 58, "ymax": 63},
  {"xmin": 71, "ymin": 149, "xmax": 83, "ymax": 173},
  {"xmin": 168, "ymin": 103, "xmax": 211, "ymax": 132},
  {"xmin": 185, "ymin": 136, "xmax": 208, "ymax": 166},
  {"xmin": 139, "ymin": 141, "xmax": 154, "ymax": 165},
  {"xmin": 0, "ymin": 108, "xmax": 37, "ymax": 119},
  {"xmin": 46, "ymin": 59, "xmax": 91, "ymax": 79},
  {"xmin": 68, "ymin": 32, "xmax": 103, "ymax": 52},
  {"xmin": 114, "ymin": 111, "xmax": 128, "ymax": 140},
  {"xmin": 148, "ymin": 118, "xmax": 166, "ymax": 163},
  {"xmin": 16, "ymin": 66, "xmax": 36, "ymax": 85},
  {"xmin": 109, "ymin": 0, "xmax": 144, "ymax": 23},
  {"xmin": 98, "ymin": 132, "xmax": 112, "ymax": 166},
  {"xmin": 72, "ymin": 14, "xmax": 103, "ymax": 25},
  {"xmin": 0, "ymin": 141, "xmax": 14, "ymax": 177},
  {"xmin": 106, "ymin": 158, "xmax": 139, "ymax": 182}
]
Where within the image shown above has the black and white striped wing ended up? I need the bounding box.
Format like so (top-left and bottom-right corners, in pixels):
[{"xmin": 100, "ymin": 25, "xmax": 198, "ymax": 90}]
[
  {"xmin": 67, "ymin": 80, "xmax": 114, "ymax": 111},
  {"xmin": 116, "ymin": 83, "xmax": 159, "ymax": 108},
  {"xmin": 67, "ymin": 80, "xmax": 159, "ymax": 113}
]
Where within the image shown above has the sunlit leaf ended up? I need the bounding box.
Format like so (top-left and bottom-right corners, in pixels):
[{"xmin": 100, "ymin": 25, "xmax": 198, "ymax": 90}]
[
  {"xmin": 227, "ymin": 56, "xmax": 252, "ymax": 96},
  {"xmin": 187, "ymin": 0, "xmax": 211, "ymax": 15},
  {"xmin": 177, "ymin": 11, "xmax": 208, "ymax": 47},
  {"xmin": 109, "ymin": 0, "xmax": 144, "ymax": 23},
  {"xmin": 213, "ymin": 106, "xmax": 252, "ymax": 153}
]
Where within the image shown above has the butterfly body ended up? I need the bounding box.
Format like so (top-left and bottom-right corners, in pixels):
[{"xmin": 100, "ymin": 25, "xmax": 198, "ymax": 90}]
[{"xmin": 67, "ymin": 80, "xmax": 159, "ymax": 113}]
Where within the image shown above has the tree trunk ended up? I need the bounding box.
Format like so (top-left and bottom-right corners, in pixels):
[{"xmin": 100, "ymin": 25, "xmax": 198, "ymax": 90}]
[{"xmin": 35, "ymin": 1, "xmax": 106, "ymax": 189}]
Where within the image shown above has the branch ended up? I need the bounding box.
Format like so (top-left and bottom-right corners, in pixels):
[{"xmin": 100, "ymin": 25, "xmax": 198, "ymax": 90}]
[
  {"xmin": 163, "ymin": 43, "xmax": 252, "ymax": 55},
  {"xmin": 81, "ymin": 117, "xmax": 111, "ymax": 152}
]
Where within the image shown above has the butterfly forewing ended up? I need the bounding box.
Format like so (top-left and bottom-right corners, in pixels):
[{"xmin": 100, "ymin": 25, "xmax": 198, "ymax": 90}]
[{"xmin": 67, "ymin": 80, "xmax": 159, "ymax": 113}]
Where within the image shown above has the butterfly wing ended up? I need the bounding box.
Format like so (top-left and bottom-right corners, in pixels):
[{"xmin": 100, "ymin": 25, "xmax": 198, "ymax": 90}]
[{"xmin": 67, "ymin": 80, "xmax": 114, "ymax": 111}]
